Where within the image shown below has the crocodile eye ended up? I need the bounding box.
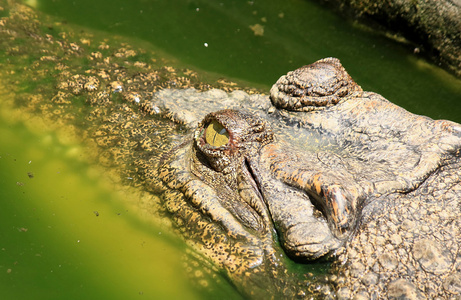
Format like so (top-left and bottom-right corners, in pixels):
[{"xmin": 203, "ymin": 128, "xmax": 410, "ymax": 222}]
[{"xmin": 205, "ymin": 120, "xmax": 229, "ymax": 147}]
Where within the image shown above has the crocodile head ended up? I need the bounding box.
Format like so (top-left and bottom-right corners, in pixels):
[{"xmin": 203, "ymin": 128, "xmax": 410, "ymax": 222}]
[
  {"xmin": 157, "ymin": 107, "xmax": 360, "ymax": 262},
  {"xmin": 191, "ymin": 109, "xmax": 355, "ymax": 260},
  {"xmin": 153, "ymin": 58, "xmax": 461, "ymax": 287}
]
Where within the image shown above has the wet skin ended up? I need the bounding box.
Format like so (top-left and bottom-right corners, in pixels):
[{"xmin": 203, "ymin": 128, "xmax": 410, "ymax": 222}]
[
  {"xmin": 2, "ymin": 5, "xmax": 459, "ymax": 296},
  {"xmin": 153, "ymin": 58, "xmax": 461, "ymax": 298}
]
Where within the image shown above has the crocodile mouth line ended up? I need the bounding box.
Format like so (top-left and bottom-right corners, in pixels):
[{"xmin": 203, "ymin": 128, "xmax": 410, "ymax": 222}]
[
  {"xmin": 244, "ymin": 158, "xmax": 263, "ymax": 197},
  {"xmin": 243, "ymin": 157, "xmax": 272, "ymax": 224}
]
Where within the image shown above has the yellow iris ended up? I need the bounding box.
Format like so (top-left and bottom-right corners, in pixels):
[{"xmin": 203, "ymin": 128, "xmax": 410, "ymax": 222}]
[{"xmin": 205, "ymin": 120, "xmax": 229, "ymax": 147}]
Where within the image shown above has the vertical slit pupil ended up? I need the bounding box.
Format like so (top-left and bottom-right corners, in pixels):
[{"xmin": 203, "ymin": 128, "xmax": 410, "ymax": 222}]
[{"xmin": 205, "ymin": 120, "xmax": 229, "ymax": 147}]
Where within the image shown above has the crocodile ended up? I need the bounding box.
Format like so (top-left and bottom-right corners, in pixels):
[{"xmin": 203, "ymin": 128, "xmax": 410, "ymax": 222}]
[
  {"xmin": 1, "ymin": 3, "xmax": 460, "ymax": 298},
  {"xmin": 146, "ymin": 58, "xmax": 461, "ymax": 298}
]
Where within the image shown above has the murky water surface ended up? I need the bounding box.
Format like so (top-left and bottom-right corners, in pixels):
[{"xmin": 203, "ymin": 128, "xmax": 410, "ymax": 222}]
[
  {"xmin": 37, "ymin": 0, "xmax": 461, "ymax": 121},
  {"xmin": 0, "ymin": 100, "xmax": 233, "ymax": 299},
  {"xmin": 1, "ymin": 0, "xmax": 461, "ymax": 298}
]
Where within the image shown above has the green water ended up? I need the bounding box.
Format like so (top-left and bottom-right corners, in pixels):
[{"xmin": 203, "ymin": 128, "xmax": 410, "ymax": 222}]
[
  {"xmin": 0, "ymin": 111, "xmax": 241, "ymax": 299},
  {"xmin": 1, "ymin": 0, "xmax": 461, "ymax": 299},
  {"xmin": 36, "ymin": 0, "xmax": 461, "ymax": 122}
]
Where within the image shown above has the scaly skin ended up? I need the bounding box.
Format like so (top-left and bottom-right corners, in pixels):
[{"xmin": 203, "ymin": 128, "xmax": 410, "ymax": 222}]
[
  {"xmin": 152, "ymin": 59, "xmax": 461, "ymax": 298},
  {"xmin": 270, "ymin": 57, "xmax": 363, "ymax": 111},
  {"xmin": 1, "ymin": 3, "xmax": 460, "ymax": 297}
]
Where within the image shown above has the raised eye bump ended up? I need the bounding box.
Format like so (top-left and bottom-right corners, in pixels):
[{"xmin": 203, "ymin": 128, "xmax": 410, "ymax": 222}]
[{"xmin": 205, "ymin": 120, "xmax": 230, "ymax": 147}]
